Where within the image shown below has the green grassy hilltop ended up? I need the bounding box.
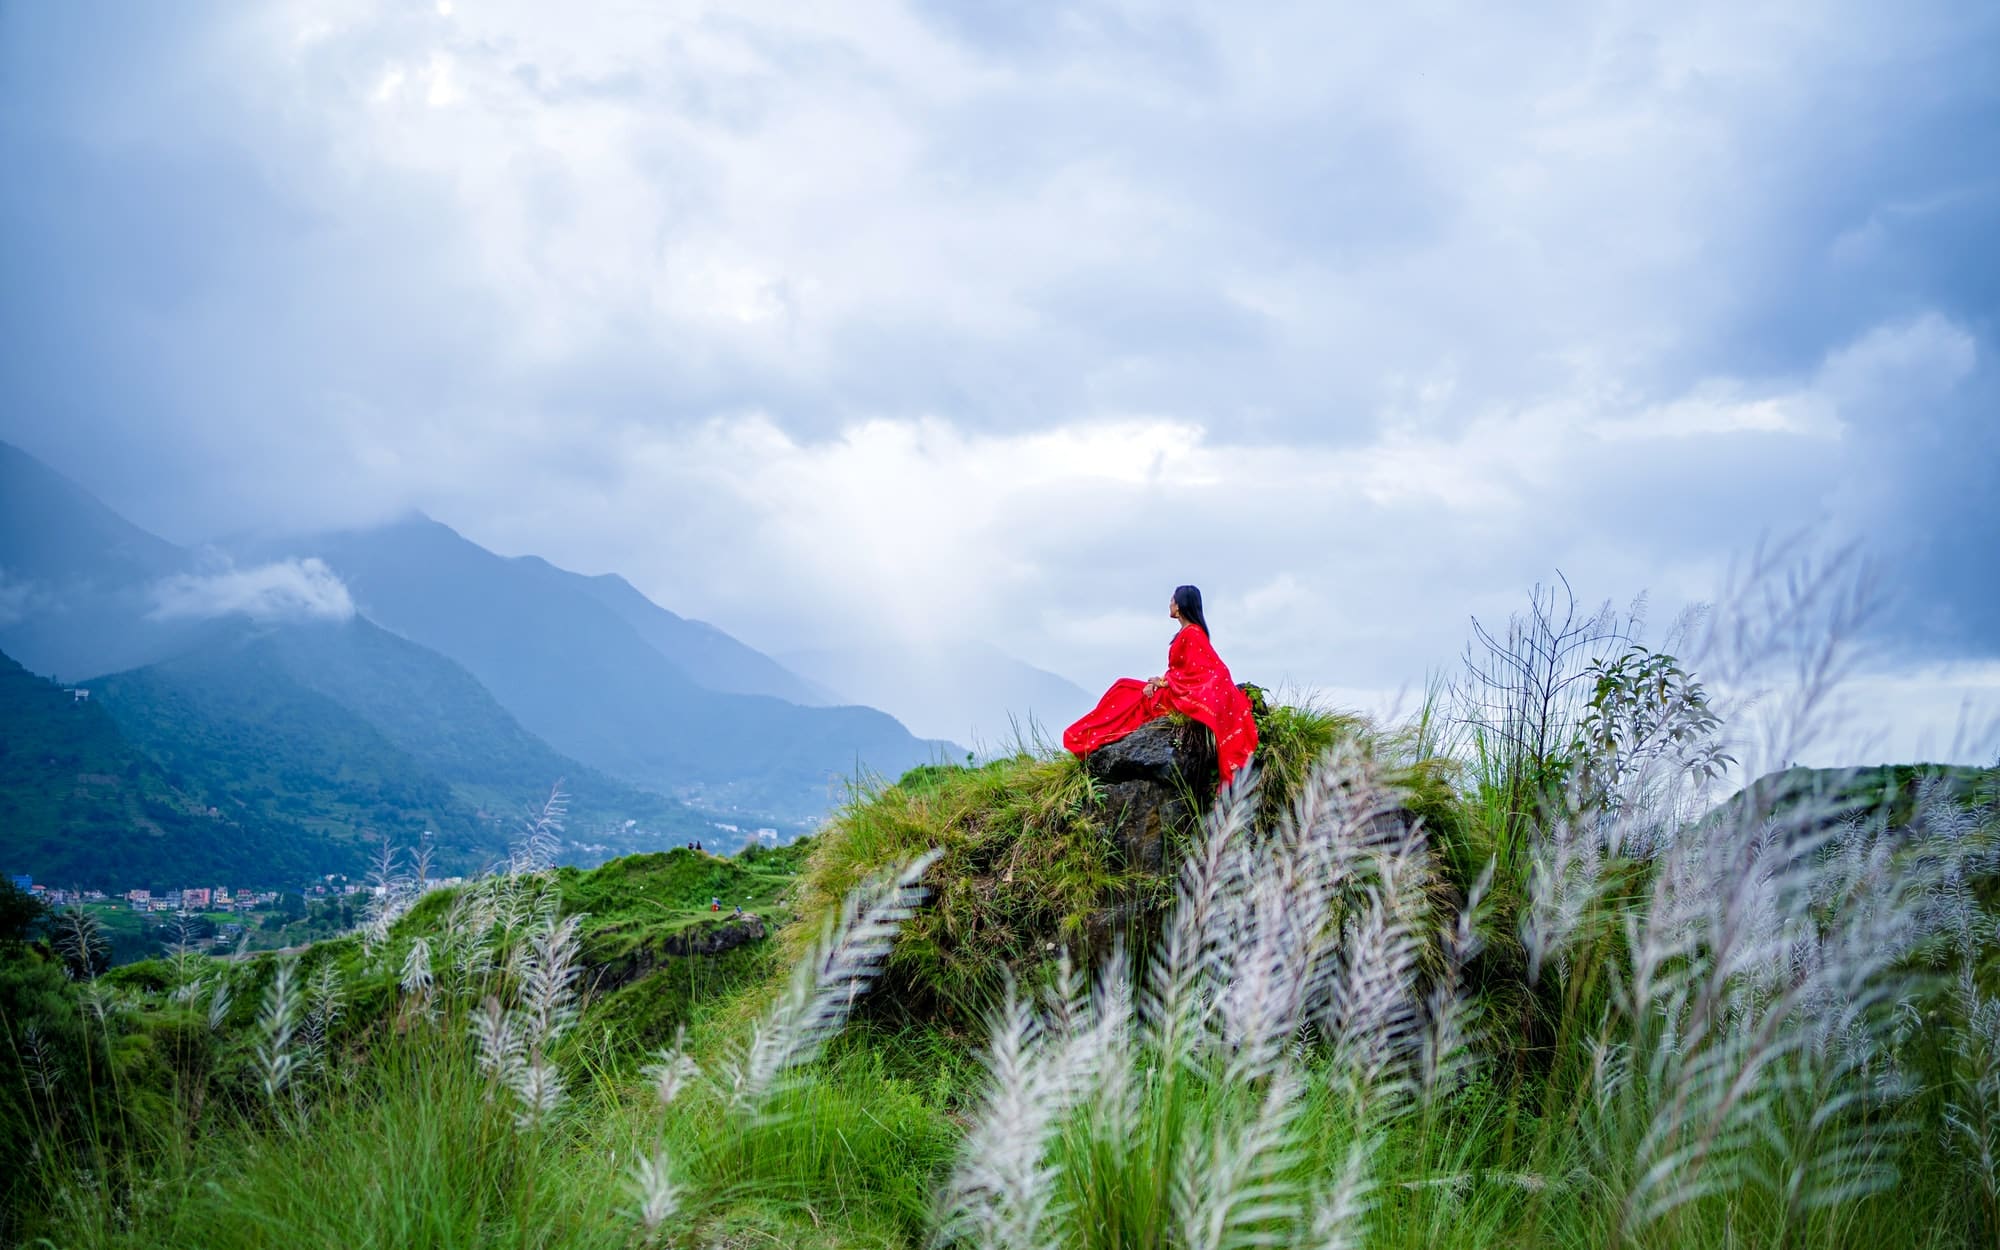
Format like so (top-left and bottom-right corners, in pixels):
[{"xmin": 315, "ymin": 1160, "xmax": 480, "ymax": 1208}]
[{"xmin": 3, "ymin": 677, "xmax": 1997, "ymax": 1248}]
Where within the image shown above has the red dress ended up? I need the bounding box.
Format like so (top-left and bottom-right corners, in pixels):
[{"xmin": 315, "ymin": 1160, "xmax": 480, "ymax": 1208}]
[{"xmin": 1064, "ymin": 625, "xmax": 1259, "ymax": 787}]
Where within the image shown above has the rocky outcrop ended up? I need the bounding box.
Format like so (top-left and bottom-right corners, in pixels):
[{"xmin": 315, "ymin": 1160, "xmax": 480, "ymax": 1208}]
[
  {"xmin": 1083, "ymin": 716, "xmax": 1217, "ymax": 875},
  {"xmin": 582, "ymin": 913, "xmax": 767, "ymax": 994}
]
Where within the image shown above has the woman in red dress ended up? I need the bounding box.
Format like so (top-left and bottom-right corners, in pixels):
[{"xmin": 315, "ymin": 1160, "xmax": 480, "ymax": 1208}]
[{"xmin": 1064, "ymin": 585, "xmax": 1259, "ymax": 788}]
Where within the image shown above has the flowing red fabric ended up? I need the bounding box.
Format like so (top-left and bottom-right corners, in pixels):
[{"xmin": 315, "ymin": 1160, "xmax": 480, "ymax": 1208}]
[{"xmin": 1064, "ymin": 625, "xmax": 1259, "ymax": 787}]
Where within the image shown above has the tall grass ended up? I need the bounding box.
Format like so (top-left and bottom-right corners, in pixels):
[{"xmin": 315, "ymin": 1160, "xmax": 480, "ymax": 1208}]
[
  {"xmin": 6, "ymin": 548, "xmax": 1997, "ymax": 1248},
  {"xmin": 920, "ymin": 748, "xmax": 1994, "ymax": 1248},
  {"xmin": 914, "ymin": 545, "xmax": 1996, "ymax": 1248}
]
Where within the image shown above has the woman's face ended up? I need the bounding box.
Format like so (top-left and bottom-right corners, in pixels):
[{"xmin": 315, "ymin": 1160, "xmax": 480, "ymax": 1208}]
[{"xmin": 1168, "ymin": 596, "xmax": 1182, "ymax": 621}]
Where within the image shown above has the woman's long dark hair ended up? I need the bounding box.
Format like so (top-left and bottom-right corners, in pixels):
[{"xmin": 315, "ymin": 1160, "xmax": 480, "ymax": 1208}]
[{"xmin": 1173, "ymin": 584, "xmax": 1210, "ymax": 636}]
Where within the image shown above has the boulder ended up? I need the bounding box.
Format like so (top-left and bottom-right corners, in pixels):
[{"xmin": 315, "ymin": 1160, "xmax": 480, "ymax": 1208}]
[
  {"xmin": 1083, "ymin": 716, "xmax": 1217, "ymax": 877},
  {"xmin": 582, "ymin": 913, "xmax": 767, "ymax": 994}
]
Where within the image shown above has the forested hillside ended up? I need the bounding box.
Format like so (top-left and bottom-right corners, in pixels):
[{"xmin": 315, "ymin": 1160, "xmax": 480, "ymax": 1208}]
[
  {"xmin": 92, "ymin": 636, "xmax": 499, "ymax": 877},
  {"xmin": 242, "ymin": 617, "xmax": 717, "ymax": 845},
  {"xmin": 0, "ymin": 650, "xmax": 301, "ymax": 888}
]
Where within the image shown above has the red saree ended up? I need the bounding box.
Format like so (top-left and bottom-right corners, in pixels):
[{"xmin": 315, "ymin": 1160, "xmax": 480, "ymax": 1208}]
[{"xmin": 1064, "ymin": 624, "xmax": 1258, "ymax": 787}]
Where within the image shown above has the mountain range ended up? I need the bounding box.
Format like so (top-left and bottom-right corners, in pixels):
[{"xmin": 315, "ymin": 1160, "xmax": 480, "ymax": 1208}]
[
  {"xmin": 780, "ymin": 642, "xmax": 1091, "ymax": 748},
  {"xmin": 0, "ymin": 439, "xmax": 977, "ymax": 886},
  {"xmin": 223, "ymin": 515, "xmax": 957, "ymax": 816}
]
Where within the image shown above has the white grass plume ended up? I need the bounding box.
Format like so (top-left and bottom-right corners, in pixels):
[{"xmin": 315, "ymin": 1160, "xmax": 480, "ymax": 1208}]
[
  {"xmin": 1143, "ymin": 765, "xmax": 1261, "ymax": 1068},
  {"xmin": 164, "ymin": 920, "xmax": 204, "ymax": 999},
  {"xmin": 1210, "ymin": 823, "xmax": 1324, "ymax": 1085},
  {"xmin": 1420, "ymin": 858, "xmax": 1494, "ymax": 1101},
  {"xmin": 307, "ymin": 961, "xmax": 343, "ymax": 1033},
  {"xmin": 297, "ymin": 960, "xmax": 345, "ymax": 1075},
  {"xmin": 1172, "ymin": 1066, "xmax": 1307, "ymax": 1250},
  {"xmin": 508, "ymin": 1056, "xmax": 566, "ymax": 1129},
  {"xmin": 1306, "ymin": 1140, "xmax": 1377, "ymax": 1250},
  {"xmin": 1319, "ymin": 844, "xmax": 1427, "ymax": 1124},
  {"xmin": 643, "ymin": 1028, "xmax": 702, "ymax": 1107},
  {"xmin": 54, "ymin": 907, "xmax": 107, "ymax": 981},
  {"xmin": 937, "ymin": 981, "xmax": 1084, "ymax": 1250},
  {"xmin": 721, "ymin": 848, "xmax": 938, "ymax": 1113},
  {"xmin": 21, "ymin": 1022, "xmax": 62, "ymax": 1097},
  {"xmin": 77, "ymin": 981, "xmax": 123, "ymax": 1030},
  {"xmin": 625, "ymin": 1147, "xmax": 680, "ymax": 1244},
  {"xmin": 470, "ymin": 994, "xmax": 524, "ymax": 1088},
  {"xmin": 1607, "ymin": 659, "xmax": 1983, "ymax": 1234},
  {"xmin": 511, "ymin": 783, "xmax": 569, "ymax": 875},
  {"xmin": 1079, "ymin": 948, "xmax": 1141, "ymax": 1151},
  {"xmin": 461, "ymin": 905, "xmax": 584, "ymax": 1130},
  {"xmin": 517, "ymin": 912, "xmax": 582, "ymax": 1050},
  {"xmin": 254, "ymin": 957, "xmax": 301, "ymax": 1103},
  {"xmin": 1522, "ymin": 798, "xmax": 1611, "ymax": 987},
  {"xmin": 206, "ymin": 978, "xmax": 232, "ymax": 1033},
  {"xmin": 1943, "ymin": 984, "xmax": 2000, "ymax": 1213},
  {"xmin": 937, "ymin": 745, "xmax": 1431, "ymax": 1250},
  {"xmin": 399, "ymin": 936, "xmax": 434, "ymax": 999},
  {"xmin": 361, "ymin": 837, "xmax": 417, "ymax": 950}
]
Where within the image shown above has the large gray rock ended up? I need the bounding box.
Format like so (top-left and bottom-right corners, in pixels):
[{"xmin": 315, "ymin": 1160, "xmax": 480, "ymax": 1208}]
[
  {"xmin": 581, "ymin": 913, "xmax": 767, "ymax": 994},
  {"xmin": 1083, "ymin": 717, "xmax": 1216, "ymax": 876},
  {"xmin": 1083, "ymin": 715, "xmax": 1217, "ymax": 789}
]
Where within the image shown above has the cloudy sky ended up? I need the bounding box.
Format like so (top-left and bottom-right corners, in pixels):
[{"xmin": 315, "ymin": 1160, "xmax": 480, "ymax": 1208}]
[{"xmin": 3, "ymin": 0, "xmax": 1995, "ymax": 763}]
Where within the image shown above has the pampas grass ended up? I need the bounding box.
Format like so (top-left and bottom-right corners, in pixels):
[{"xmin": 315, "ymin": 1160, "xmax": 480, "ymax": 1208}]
[
  {"xmin": 625, "ymin": 1147, "xmax": 680, "ymax": 1243},
  {"xmin": 938, "ymin": 739, "xmax": 1429, "ymax": 1250},
  {"xmin": 717, "ymin": 849, "xmax": 940, "ymax": 1114},
  {"xmin": 252, "ymin": 957, "xmax": 300, "ymax": 1104},
  {"xmin": 8, "ymin": 551, "xmax": 1997, "ymax": 1249}
]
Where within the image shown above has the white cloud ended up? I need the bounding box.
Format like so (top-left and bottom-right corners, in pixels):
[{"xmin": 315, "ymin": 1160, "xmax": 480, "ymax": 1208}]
[
  {"xmin": 423, "ymin": 52, "xmax": 460, "ymax": 107},
  {"xmin": 1818, "ymin": 312, "xmax": 1978, "ymax": 408},
  {"xmin": 1800, "ymin": 660, "xmax": 2000, "ymax": 768},
  {"xmin": 402, "ymin": 311, "xmax": 1949, "ymax": 706},
  {"xmin": 149, "ymin": 559, "xmax": 357, "ymax": 624},
  {"xmin": 4, "ymin": 0, "xmax": 1994, "ymax": 763}
]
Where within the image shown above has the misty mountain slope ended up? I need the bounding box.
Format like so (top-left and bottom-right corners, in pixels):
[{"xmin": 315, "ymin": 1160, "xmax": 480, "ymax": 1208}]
[
  {"xmin": 781, "ymin": 640, "xmax": 1093, "ymax": 748},
  {"xmin": 0, "ymin": 439, "xmax": 203, "ymax": 680},
  {"xmin": 253, "ymin": 615, "xmax": 713, "ymax": 844},
  {"xmin": 561, "ymin": 565, "xmax": 841, "ymax": 706},
  {"xmin": 255, "ymin": 516, "xmax": 957, "ymax": 818},
  {"xmin": 0, "ymin": 440, "xmax": 951, "ymax": 826},
  {"xmin": 0, "ymin": 647, "xmax": 301, "ymax": 890},
  {"xmin": 0, "ymin": 440, "xmax": 182, "ymax": 581}
]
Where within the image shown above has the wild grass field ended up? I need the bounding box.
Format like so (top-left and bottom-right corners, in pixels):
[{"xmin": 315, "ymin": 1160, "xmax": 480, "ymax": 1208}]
[{"xmin": 3, "ymin": 554, "xmax": 1996, "ymax": 1249}]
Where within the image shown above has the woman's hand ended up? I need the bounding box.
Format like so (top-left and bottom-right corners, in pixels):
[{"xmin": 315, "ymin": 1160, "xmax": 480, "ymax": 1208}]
[{"xmin": 1144, "ymin": 676, "xmax": 1163, "ymax": 696}]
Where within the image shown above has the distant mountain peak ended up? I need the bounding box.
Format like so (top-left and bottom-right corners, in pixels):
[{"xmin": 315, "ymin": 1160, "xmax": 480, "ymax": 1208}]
[
  {"xmin": 0, "ymin": 438, "xmax": 185, "ymax": 582},
  {"xmin": 2, "ymin": 439, "xmax": 945, "ymax": 824}
]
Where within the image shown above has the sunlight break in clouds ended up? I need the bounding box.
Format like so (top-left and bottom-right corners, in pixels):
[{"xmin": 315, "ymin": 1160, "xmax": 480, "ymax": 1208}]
[
  {"xmin": 485, "ymin": 313, "xmax": 1977, "ymax": 678},
  {"xmin": 150, "ymin": 559, "xmax": 357, "ymax": 625}
]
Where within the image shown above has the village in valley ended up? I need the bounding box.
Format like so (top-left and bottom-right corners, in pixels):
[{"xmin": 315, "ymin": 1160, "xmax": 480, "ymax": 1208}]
[
  {"xmin": 8, "ymin": 820, "xmax": 785, "ymax": 964},
  {"xmin": 5, "ymin": 868, "xmax": 469, "ymax": 962}
]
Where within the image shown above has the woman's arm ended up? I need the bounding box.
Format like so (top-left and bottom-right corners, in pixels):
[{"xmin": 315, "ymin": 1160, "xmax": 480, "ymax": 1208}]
[{"xmin": 1146, "ymin": 628, "xmax": 1192, "ymax": 696}]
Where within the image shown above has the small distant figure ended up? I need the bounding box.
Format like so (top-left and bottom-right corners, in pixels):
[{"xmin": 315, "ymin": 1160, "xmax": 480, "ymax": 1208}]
[
  {"xmin": 733, "ymin": 903, "xmax": 744, "ymax": 917},
  {"xmin": 710, "ymin": 895, "xmax": 721, "ymax": 912},
  {"xmin": 695, "ymin": 840, "xmax": 704, "ymax": 852}
]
